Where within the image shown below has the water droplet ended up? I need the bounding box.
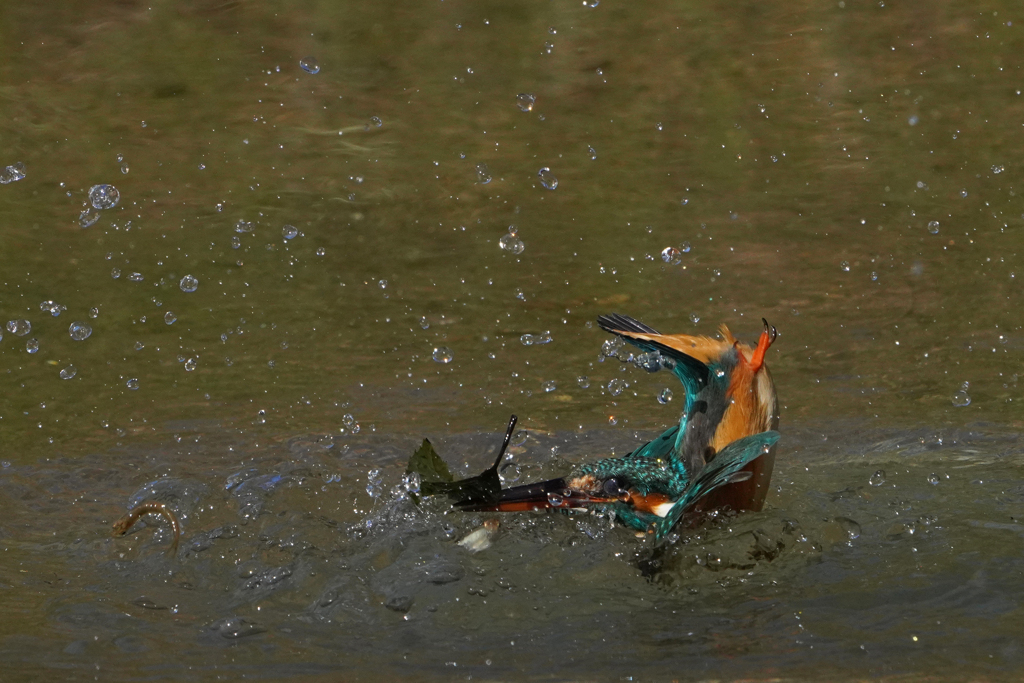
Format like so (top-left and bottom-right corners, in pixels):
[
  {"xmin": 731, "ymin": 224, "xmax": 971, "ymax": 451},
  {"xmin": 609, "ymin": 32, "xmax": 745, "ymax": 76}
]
[
  {"xmin": 433, "ymin": 346, "xmax": 454, "ymax": 363},
  {"xmin": 499, "ymin": 229, "xmax": 525, "ymax": 254},
  {"xmin": 120, "ymin": 163, "xmax": 129, "ymax": 174},
  {"xmin": 680, "ymin": 198, "xmax": 689, "ymax": 206},
  {"xmin": 39, "ymin": 301, "xmax": 65, "ymax": 317},
  {"xmin": 79, "ymin": 207, "xmax": 101, "ymax": 228},
  {"xmin": 499, "ymin": 462, "xmax": 521, "ymax": 484},
  {"xmin": 6, "ymin": 320, "xmax": 31, "ymax": 336},
  {"xmin": 952, "ymin": 388, "xmax": 971, "ymax": 407},
  {"xmin": 158, "ymin": 312, "xmax": 175, "ymax": 327},
  {"xmin": 607, "ymin": 415, "xmax": 617, "ymax": 425},
  {"xmin": 661, "ymin": 247, "xmax": 682, "ymax": 265},
  {"xmin": 316, "ymin": 247, "xmax": 326, "ymax": 256},
  {"xmin": 128, "ymin": 272, "xmax": 144, "ymax": 282},
  {"xmin": 537, "ymin": 167, "xmax": 558, "ymax": 190},
  {"xmin": 235, "ymin": 219, "xmax": 253, "ymax": 233},
  {"xmin": 180, "ymin": 274, "xmax": 199, "ymax": 292},
  {"xmin": 516, "ymin": 93, "xmax": 536, "ymax": 112},
  {"xmin": 378, "ymin": 279, "xmax": 387, "ymax": 289},
  {"xmin": 927, "ymin": 220, "xmax": 940, "ymax": 234},
  {"xmin": 25, "ymin": 339, "xmax": 39, "ymax": 354},
  {"xmin": 680, "ymin": 241, "xmax": 692, "ymax": 253},
  {"xmin": 601, "ymin": 337, "xmax": 625, "ymax": 358},
  {"xmin": 111, "ymin": 267, "xmax": 121, "ymax": 279},
  {"xmin": 543, "ymin": 380, "xmax": 557, "ymax": 393},
  {"xmin": 476, "ymin": 163, "xmax": 492, "ymax": 184},
  {"xmin": 134, "ymin": 341, "xmax": 144, "ymax": 351},
  {"xmin": 126, "ymin": 378, "xmax": 140, "ymax": 390},
  {"xmin": 658, "ymin": 387, "xmax": 673, "ymax": 404},
  {"xmin": 960, "ymin": 189, "xmax": 968, "ymax": 198},
  {"xmin": 868, "ymin": 470, "xmax": 886, "ymax": 487},
  {"xmin": 715, "ymin": 368, "xmax": 726, "ymax": 379},
  {"xmin": 88, "ymin": 307, "xmax": 99, "ymax": 319},
  {"xmin": 836, "ymin": 516, "xmax": 862, "ymax": 539},
  {"xmin": 370, "ymin": 116, "xmax": 383, "ymax": 128},
  {"xmin": 577, "ymin": 376, "xmax": 590, "ymax": 389},
  {"xmin": 282, "ymin": 225, "xmax": 299, "ymax": 240},
  {"xmin": 992, "ymin": 165, "xmax": 1005, "ymax": 174},
  {"xmin": 419, "ymin": 316, "xmax": 430, "ymax": 330},
  {"xmin": 689, "ymin": 313, "xmax": 700, "ymax": 324},
  {"xmin": 656, "ymin": 122, "xmax": 663, "ymax": 131},
  {"xmin": 0, "ymin": 162, "xmax": 26, "ymax": 184},
  {"xmin": 515, "ymin": 289, "xmax": 526, "ymax": 301},
  {"xmin": 88, "ymin": 184, "xmax": 120, "ymax": 209},
  {"xmin": 546, "ymin": 492, "xmax": 563, "ymax": 506},
  {"xmin": 60, "ymin": 365, "xmax": 77, "ymax": 380},
  {"xmin": 299, "ymin": 56, "xmax": 320, "ymax": 74},
  {"xmin": 184, "ymin": 358, "xmax": 197, "ymax": 372},
  {"xmin": 840, "ymin": 261, "xmax": 851, "ymax": 272},
  {"xmin": 927, "ymin": 473, "xmax": 940, "ymax": 485},
  {"xmin": 68, "ymin": 322, "xmax": 92, "ymax": 341},
  {"xmin": 520, "ymin": 332, "xmax": 552, "ymax": 346},
  {"xmin": 588, "ymin": 145, "xmax": 597, "ymax": 160},
  {"xmin": 607, "ymin": 378, "xmax": 626, "ymax": 396}
]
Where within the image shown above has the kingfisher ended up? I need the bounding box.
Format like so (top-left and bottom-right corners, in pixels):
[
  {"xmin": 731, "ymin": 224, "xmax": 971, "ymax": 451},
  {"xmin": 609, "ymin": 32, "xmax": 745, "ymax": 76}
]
[{"xmin": 458, "ymin": 313, "xmax": 780, "ymax": 544}]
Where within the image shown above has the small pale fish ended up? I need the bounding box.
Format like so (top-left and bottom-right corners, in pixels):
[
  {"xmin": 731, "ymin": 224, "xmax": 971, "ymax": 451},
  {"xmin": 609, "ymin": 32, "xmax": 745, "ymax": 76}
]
[{"xmin": 457, "ymin": 519, "xmax": 499, "ymax": 553}]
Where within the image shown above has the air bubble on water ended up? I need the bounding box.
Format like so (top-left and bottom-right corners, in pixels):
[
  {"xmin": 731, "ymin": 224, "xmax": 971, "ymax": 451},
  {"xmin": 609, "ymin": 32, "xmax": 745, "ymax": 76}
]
[
  {"xmin": 60, "ymin": 365, "xmax": 77, "ymax": 380},
  {"xmin": 499, "ymin": 230, "xmax": 525, "ymax": 254},
  {"xmin": 7, "ymin": 320, "xmax": 31, "ymax": 336},
  {"xmin": 992, "ymin": 165, "xmax": 1005, "ymax": 174},
  {"xmin": 601, "ymin": 337, "xmax": 625, "ymax": 358},
  {"xmin": 516, "ymin": 93, "xmax": 536, "ymax": 112},
  {"xmin": 0, "ymin": 162, "xmax": 26, "ymax": 184},
  {"xmin": 433, "ymin": 346, "xmax": 454, "ymax": 363},
  {"xmin": 128, "ymin": 272, "xmax": 144, "ymax": 282},
  {"xmin": 299, "ymin": 57, "xmax": 320, "ymax": 74},
  {"xmin": 476, "ymin": 163, "xmax": 492, "ymax": 184},
  {"xmin": 689, "ymin": 313, "xmax": 700, "ymax": 324},
  {"xmin": 868, "ymin": 470, "xmax": 886, "ymax": 487},
  {"xmin": 68, "ymin": 322, "xmax": 92, "ymax": 341},
  {"xmin": 927, "ymin": 220, "xmax": 940, "ymax": 234},
  {"xmin": 180, "ymin": 274, "xmax": 199, "ymax": 292},
  {"xmin": 607, "ymin": 378, "xmax": 626, "ymax": 396},
  {"xmin": 952, "ymin": 382, "xmax": 971, "ymax": 406},
  {"xmin": 840, "ymin": 261, "xmax": 851, "ymax": 272},
  {"xmin": 26, "ymin": 339, "xmax": 39, "ymax": 354},
  {"xmin": 111, "ymin": 268, "xmax": 121, "ymax": 279},
  {"xmin": 658, "ymin": 387, "xmax": 673, "ymax": 404},
  {"xmin": 127, "ymin": 378, "xmax": 140, "ymax": 390},
  {"xmin": 164, "ymin": 311, "xmax": 177, "ymax": 325},
  {"xmin": 927, "ymin": 473, "xmax": 940, "ymax": 485},
  {"xmin": 235, "ymin": 219, "xmax": 253, "ymax": 233},
  {"xmin": 184, "ymin": 358, "xmax": 197, "ymax": 371},
  {"xmin": 537, "ymin": 167, "xmax": 558, "ymax": 190},
  {"xmin": 836, "ymin": 516, "xmax": 862, "ymax": 540},
  {"xmin": 79, "ymin": 207, "xmax": 101, "ymax": 228},
  {"xmin": 89, "ymin": 184, "xmax": 120, "ymax": 209},
  {"xmin": 282, "ymin": 225, "xmax": 298, "ymax": 240},
  {"xmin": 577, "ymin": 376, "xmax": 590, "ymax": 388},
  {"xmin": 634, "ymin": 351, "xmax": 661, "ymax": 372},
  {"xmin": 543, "ymin": 380, "xmax": 557, "ymax": 393}
]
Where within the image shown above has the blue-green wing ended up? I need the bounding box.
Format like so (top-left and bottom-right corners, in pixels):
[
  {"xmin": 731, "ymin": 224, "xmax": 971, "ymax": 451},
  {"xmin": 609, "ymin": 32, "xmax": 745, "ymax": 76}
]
[{"xmin": 651, "ymin": 430, "xmax": 781, "ymax": 545}]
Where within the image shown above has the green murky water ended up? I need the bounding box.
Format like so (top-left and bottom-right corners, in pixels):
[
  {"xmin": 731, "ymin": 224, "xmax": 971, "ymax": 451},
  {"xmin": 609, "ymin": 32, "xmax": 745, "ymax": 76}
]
[{"xmin": 2, "ymin": 1, "xmax": 1024, "ymax": 679}]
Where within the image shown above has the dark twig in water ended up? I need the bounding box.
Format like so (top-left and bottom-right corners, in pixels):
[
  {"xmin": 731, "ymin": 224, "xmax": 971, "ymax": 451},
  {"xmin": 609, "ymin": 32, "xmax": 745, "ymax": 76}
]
[{"xmin": 111, "ymin": 501, "xmax": 181, "ymax": 554}]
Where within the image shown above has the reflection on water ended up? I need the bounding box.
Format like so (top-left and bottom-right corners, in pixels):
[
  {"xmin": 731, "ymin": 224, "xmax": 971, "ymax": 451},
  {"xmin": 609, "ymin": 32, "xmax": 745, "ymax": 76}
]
[{"xmin": 2, "ymin": 0, "xmax": 1024, "ymax": 678}]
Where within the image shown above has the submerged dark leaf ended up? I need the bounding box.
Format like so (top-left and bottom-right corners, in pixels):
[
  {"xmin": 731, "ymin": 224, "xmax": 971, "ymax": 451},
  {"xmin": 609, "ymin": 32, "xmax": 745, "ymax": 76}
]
[{"xmin": 406, "ymin": 439, "xmax": 454, "ymax": 483}]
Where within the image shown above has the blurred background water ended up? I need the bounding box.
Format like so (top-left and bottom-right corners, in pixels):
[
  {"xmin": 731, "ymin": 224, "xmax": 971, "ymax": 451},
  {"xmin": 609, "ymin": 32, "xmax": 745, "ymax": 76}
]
[{"xmin": 2, "ymin": 0, "xmax": 1024, "ymax": 679}]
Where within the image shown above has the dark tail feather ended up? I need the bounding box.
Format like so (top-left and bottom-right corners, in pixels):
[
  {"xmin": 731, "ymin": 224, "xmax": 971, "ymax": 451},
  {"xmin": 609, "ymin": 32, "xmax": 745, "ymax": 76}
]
[
  {"xmin": 651, "ymin": 431, "xmax": 780, "ymax": 545},
  {"xmin": 597, "ymin": 313, "xmax": 710, "ymax": 391}
]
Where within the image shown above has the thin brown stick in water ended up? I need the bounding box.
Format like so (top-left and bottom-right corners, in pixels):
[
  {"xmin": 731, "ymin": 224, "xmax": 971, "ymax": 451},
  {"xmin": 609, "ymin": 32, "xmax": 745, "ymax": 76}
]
[{"xmin": 112, "ymin": 501, "xmax": 181, "ymax": 554}]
